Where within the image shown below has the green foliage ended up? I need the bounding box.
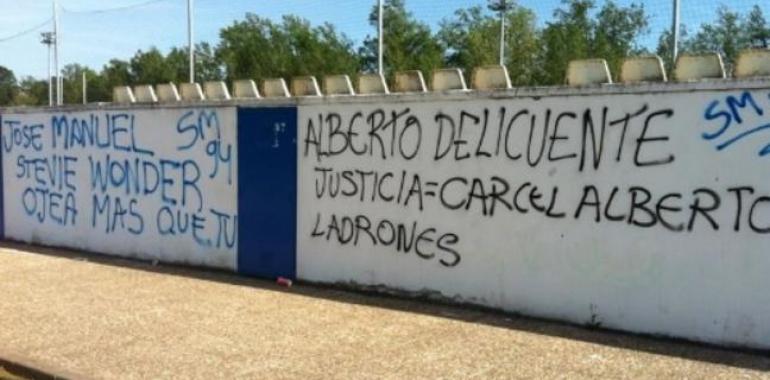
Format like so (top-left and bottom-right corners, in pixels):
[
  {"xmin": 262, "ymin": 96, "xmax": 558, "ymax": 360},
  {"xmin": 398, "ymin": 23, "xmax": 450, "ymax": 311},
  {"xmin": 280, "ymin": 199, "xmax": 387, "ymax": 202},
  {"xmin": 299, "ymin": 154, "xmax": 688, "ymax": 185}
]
[
  {"xmin": 440, "ymin": 7, "xmax": 500, "ymax": 74},
  {"xmin": 439, "ymin": 5, "xmax": 540, "ymax": 86},
  {"xmin": 656, "ymin": 5, "xmax": 770, "ymax": 75},
  {"xmin": 539, "ymin": 0, "xmax": 647, "ymax": 84},
  {"xmin": 12, "ymin": 77, "xmax": 48, "ymax": 106},
  {"xmin": 61, "ymin": 64, "xmax": 110, "ymax": 104},
  {"xmin": 101, "ymin": 59, "xmax": 132, "ymax": 89},
  {"xmin": 746, "ymin": 5, "xmax": 770, "ymax": 48},
  {"xmin": 655, "ymin": 26, "xmax": 690, "ymax": 73},
  {"xmin": 593, "ymin": 2, "xmax": 648, "ymax": 76},
  {"xmin": 216, "ymin": 14, "xmax": 359, "ymax": 81},
  {"xmin": 0, "ymin": 66, "xmax": 18, "ymax": 106},
  {"xmin": 539, "ymin": 0, "xmax": 593, "ymax": 84},
  {"xmin": 2, "ymin": 1, "xmax": 769, "ymax": 107},
  {"xmin": 167, "ymin": 43, "xmax": 224, "ymax": 83},
  {"xmin": 130, "ymin": 48, "xmax": 176, "ymax": 85},
  {"xmin": 686, "ymin": 6, "xmax": 769, "ymax": 70},
  {"xmin": 360, "ymin": 0, "xmax": 443, "ymax": 81}
]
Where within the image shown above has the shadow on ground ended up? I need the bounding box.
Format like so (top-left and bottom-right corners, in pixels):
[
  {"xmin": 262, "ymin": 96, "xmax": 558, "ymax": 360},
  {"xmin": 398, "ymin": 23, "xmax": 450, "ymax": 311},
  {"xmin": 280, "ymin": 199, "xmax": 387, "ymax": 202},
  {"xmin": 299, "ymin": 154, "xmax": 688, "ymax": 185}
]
[{"xmin": 3, "ymin": 241, "xmax": 768, "ymax": 372}]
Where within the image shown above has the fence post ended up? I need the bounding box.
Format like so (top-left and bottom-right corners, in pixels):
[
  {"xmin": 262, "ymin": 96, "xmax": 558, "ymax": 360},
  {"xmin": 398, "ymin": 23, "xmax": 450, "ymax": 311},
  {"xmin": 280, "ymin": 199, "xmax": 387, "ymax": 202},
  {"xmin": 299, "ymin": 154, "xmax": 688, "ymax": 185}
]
[{"xmin": 82, "ymin": 72, "xmax": 87, "ymax": 104}]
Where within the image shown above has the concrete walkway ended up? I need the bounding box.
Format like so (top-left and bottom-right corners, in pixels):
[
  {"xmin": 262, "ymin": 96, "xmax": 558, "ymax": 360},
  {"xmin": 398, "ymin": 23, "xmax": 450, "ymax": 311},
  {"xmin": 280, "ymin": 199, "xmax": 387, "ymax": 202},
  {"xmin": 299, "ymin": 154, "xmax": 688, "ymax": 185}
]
[{"xmin": 0, "ymin": 243, "xmax": 768, "ymax": 380}]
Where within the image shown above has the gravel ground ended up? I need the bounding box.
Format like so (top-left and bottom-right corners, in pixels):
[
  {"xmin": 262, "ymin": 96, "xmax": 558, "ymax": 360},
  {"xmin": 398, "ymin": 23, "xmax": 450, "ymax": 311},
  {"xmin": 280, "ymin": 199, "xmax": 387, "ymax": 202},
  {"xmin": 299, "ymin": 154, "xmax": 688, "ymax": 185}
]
[
  {"xmin": 0, "ymin": 367, "xmax": 24, "ymax": 380},
  {"xmin": 0, "ymin": 242, "xmax": 768, "ymax": 380}
]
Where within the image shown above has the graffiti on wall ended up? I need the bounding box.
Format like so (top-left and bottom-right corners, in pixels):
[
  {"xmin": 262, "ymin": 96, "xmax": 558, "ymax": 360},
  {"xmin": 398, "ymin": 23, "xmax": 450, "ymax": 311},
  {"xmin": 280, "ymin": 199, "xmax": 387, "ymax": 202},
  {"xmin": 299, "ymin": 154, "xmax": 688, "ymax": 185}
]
[
  {"xmin": 1, "ymin": 108, "xmax": 238, "ymax": 268},
  {"xmin": 296, "ymin": 89, "xmax": 770, "ymax": 349},
  {"xmin": 299, "ymin": 91, "xmax": 770, "ymax": 271},
  {"xmin": 702, "ymin": 90, "xmax": 770, "ymax": 156}
]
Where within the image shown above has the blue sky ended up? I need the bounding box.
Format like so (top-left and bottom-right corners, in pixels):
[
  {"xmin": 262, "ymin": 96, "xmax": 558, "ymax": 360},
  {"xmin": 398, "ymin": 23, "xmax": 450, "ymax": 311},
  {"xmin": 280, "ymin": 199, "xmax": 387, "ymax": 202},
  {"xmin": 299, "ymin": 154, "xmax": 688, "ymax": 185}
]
[{"xmin": 0, "ymin": 0, "xmax": 764, "ymax": 79}]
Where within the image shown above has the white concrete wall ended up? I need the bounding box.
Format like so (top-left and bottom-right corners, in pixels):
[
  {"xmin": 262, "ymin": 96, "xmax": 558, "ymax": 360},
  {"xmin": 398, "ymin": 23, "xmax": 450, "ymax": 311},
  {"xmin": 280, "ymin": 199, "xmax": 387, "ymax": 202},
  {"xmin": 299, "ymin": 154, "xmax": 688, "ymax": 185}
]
[
  {"xmin": 2, "ymin": 107, "xmax": 238, "ymax": 269},
  {"xmin": 297, "ymin": 88, "xmax": 770, "ymax": 349}
]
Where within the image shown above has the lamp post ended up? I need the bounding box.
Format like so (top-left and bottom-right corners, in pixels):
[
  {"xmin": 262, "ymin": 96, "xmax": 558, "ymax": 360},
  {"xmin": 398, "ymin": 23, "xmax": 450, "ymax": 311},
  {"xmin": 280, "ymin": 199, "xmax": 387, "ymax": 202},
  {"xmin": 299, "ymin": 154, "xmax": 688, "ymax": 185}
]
[
  {"xmin": 40, "ymin": 32, "xmax": 55, "ymax": 107},
  {"xmin": 377, "ymin": 0, "xmax": 384, "ymax": 75},
  {"xmin": 672, "ymin": 0, "xmax": 680, "ymax": 61},
  {"xmin": 53, "ymin": 0, "xmax": 62, "ymax": 105},
  {"xmin": 488, "ymin": 0, "xmax": 513, "ymax": 66},
  {"xmin": 188, "ymin": 0, "xmax": 194, "ymax": 83}
]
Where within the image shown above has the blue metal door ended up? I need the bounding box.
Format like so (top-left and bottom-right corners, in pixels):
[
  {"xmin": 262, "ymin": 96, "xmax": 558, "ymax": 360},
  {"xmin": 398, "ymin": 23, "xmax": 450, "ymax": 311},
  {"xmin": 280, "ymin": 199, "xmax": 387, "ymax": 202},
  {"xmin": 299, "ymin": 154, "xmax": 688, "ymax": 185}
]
[{"xmin": 237, "ymin": 107, "xmax": 297, "ymax": 279}]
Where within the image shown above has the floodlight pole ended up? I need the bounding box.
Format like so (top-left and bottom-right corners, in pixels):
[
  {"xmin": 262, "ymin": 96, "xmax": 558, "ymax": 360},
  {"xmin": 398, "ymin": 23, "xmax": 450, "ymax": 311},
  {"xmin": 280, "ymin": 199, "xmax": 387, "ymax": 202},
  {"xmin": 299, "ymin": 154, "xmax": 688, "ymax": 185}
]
[
  {"xmin": 499, "ymin": 7, "xmax": 505, "ymax": 66},
  {"xmin": 489, "ymin": 0, "xmax": 511, "ymax": 66},
  {"xmin": 53, "ymin": 0, "xmax": 62, "ymax": 105},
  {"xmin": 188, "ymin": 0, "xmax": 194, "ymax": 83},
  {"xmin": 48, "ymin": 43, "xmax": 53, "ymax": 106},
  {"xmin": 672, "ymin": 0, "xmax": 680, "ymax": 61},
  {"xmin": 41, "ymin": 32, "xmax": 54, "ymax": 106}
]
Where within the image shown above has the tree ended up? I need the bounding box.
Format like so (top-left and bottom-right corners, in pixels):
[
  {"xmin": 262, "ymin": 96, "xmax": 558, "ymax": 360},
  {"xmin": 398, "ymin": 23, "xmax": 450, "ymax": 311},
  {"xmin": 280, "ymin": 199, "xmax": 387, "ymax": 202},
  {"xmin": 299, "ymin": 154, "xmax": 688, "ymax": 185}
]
[
  {"xmin": 60, "ymin": 64, "xmax": 110, "ymax": 104},
  {"xmin": 96, "ymin": 59, "xmax": 133, "ymax": 102},
  {"xmin": 592, "ymin": 1, "xmax": 647, "ymax": 76},
  {"xmin": 745, "ymin": 5, "xmax": 769, "ymax": 48},
  {"xmin": 539, "ymin": 0, "xmax": 594, "ymax": 84},
  {"xmin": 12, "ymin": 77, "xmax": 47, "ymax": 106},
  {"xmin": 679, "ymin": 6, "xmax": 770, "ymax": 73},
  {"xmin": 167, "ymin": 42, "xmax": 224, "ymax": 83},
  {"xmin": 5, "ymin": 0, "xmax": 668, "ymax": 100},
  {"xmin": 538, "ymin": 0, "xmax": 647, "ymax": 84},
  {"xmin": 101, "ymin": 59, "xmax": 132, "ymax": 88},
  {"xmin": 655, "ymin": 26, "xmax": 692, "ymax": 73},
  {"xmin": 279, "ymin": 16, "xmax": 359, "ymax": 78},
  {"xmin": 129, "ymin": 48, "xmax": 175, "ymax": 84},
  {"xmin": 687, "ymin": 6, "xmax": 745, "ymax": 71},
  {"xmin": 216, "ymin": 14, "xmax": 280, "ymax": 81},
  {"xmin": 360, "ymin": 0, "xmax": 443, "ymax": 81},
  {"xmin": 217, "ymin": 14, "xmax": 359, "ymax": 82},
  {"xmin": 0, "ymin": 66, "xmax": 18, "ymax": 106},
  {"xmin": 439, "ymin": 4, "xmax": 540, "ymax": 85}
]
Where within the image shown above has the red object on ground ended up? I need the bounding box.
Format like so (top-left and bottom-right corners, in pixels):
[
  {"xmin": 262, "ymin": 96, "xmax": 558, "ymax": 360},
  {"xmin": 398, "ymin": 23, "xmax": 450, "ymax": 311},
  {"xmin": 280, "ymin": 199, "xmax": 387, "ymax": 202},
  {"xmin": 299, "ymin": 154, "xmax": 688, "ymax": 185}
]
[{"xmin": 276, "ymin": 277, "xmax": 293, "ymax": 287}]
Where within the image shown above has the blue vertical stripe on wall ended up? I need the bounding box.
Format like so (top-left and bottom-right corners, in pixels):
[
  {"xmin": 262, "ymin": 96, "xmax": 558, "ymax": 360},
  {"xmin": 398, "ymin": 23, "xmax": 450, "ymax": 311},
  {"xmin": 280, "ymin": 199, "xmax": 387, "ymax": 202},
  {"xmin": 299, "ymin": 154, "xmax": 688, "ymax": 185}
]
[{"xmin": 237, "ymin": 107, "xmax": 297, "ymax": 279}]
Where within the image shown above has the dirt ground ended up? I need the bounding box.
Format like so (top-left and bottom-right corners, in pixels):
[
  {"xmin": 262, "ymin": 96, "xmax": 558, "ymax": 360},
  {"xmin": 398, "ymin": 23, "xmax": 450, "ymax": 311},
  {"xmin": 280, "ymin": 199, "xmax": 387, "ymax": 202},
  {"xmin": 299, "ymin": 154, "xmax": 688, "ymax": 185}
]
[
  {"xmin": 0, "ymin": 242, "xmax": 768, "ymax": 380},
  {"xmin": 0, "ymin": 367, "xmax": 24, "ymax": 380}
]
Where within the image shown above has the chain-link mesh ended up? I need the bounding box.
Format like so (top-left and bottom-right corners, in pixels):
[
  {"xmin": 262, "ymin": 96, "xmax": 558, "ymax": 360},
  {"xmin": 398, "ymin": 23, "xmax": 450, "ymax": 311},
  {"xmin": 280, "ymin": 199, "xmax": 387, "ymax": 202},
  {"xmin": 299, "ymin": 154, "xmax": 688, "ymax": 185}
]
[{"xmin": 0, "ymin": 0, "xmax": 768, "ymax": 105}]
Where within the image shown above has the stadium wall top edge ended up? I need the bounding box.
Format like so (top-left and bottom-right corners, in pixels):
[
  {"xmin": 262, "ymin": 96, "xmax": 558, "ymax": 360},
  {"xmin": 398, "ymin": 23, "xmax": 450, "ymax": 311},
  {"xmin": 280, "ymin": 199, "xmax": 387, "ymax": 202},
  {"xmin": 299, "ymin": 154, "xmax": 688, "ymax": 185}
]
[{"xmin": 3, "ymin": 77, "xmax": 770, "ymax": 114}]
